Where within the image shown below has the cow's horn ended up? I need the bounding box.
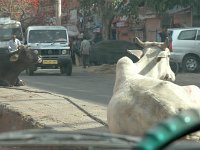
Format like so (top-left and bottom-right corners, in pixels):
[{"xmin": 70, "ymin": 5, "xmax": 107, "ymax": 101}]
[{"xmin": 135, "ymin": 37, "xmax": 145, "ymax": 48}]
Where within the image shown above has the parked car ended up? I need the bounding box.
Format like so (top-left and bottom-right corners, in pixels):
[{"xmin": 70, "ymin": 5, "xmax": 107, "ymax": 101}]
[
  {"xmin": 168, "ymin": 28, "xmax": 200, "ymax": 72},
  {"xmin": 90, "ymin": 40, "xmax": 142, "ymax": 65}
]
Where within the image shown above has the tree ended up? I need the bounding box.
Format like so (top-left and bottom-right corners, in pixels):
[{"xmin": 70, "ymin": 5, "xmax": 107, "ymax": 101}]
[
  {"xmin": 79, "ymin": 0, "xmax": 200, "ymax": 40},
  {"xmin": 78, "ymin": 0, "xmax": 143, "ymax": 40},
  {"xmin": 145, "ymin": 0, "xmax": 200, "ymax": 14},
  {"xmin": 0, "ymin": 0, "xmax": 41, "ymax": 30},
  {"xmin": 145, "ymin": 0, "xmax": 200, "ymax": 28}
]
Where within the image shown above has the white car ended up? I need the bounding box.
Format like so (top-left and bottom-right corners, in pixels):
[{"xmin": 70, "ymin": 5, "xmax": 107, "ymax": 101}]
[{"xmin": 168, "ymin": 28, "xmax": 200, "ymax": 72}]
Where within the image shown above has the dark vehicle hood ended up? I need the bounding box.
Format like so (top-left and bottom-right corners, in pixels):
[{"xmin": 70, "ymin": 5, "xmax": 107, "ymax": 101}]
[{"xmin": 0, "ymin": 129, "xmax": 199, "ymax": 150}]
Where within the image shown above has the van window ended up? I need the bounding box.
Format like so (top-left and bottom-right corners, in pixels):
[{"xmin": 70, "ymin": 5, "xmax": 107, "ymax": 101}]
[
  {"xmin": 197, "ymin": 30, "xmax": 200, "ymax": 40},
  {"xmin": 0, "ymin": 25, "xmax": 23, "ymax": 41},
  {"xmin": 28, "ymin": 30, "xmax": 67, "ymax": 43},
  {"xmin": 178, "ymin": 30, "xmax": 197, "ymax": 40}
]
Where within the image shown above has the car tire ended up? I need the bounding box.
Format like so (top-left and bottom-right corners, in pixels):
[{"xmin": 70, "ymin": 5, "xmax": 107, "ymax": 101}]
[
  {"xmin": 170, "ymin": 62, "xmax": 179, "ymax": 76},
  {"xmin": 65, "ymin": 62, "xmax": 72, "ymax": 76},
  {"xmin": 60, "ymin": 67, "xmax": 65, "ymax": 74},
  {"xmin": 182, "ymin": 55, "xmax": 199, "ymax": 73},
  {"xmin": 26, "ymin": 67, "xmax": 34, "ymax": 76}
]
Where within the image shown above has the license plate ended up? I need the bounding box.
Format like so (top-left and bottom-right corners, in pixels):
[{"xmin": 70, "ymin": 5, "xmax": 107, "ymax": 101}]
[{"xmin": 43, "ymin": 60, "xmax": 58, "ymax": 64}]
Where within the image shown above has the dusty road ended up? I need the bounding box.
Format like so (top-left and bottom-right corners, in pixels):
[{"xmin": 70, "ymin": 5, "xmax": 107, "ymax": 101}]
[
  {"xmin": 19, "ymin": 66, "xmax": 200, "ymax": 106},
  {"xmin": 0, "ymin": 66, "xmax": 200, "ymax": 149},
  {"xmin": 20, "ymin": 66, "xmax": 115, "ymax": 106}
]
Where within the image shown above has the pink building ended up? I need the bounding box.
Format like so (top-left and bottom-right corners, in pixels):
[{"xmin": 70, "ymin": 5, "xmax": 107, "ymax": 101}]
[
  {"xmin": 38, "ymin": 1, "xmax": 193, "ymax": 42},
  {"xmin": 113, "ymin": 6, "xmax": 193, "ymax": 42}
]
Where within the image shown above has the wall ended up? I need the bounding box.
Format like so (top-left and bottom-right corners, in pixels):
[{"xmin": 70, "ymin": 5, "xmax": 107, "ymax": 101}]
[
  {"xmin": 145, "ymin": 18, "xmax": 161, "ymax": 42},
  {"xmin": 173, "ymin": 12, "xmax": 192, "ymax": 27},
  {"xmin": 116, "ymin": 28, "xmax": 132, "ymax": 42}
]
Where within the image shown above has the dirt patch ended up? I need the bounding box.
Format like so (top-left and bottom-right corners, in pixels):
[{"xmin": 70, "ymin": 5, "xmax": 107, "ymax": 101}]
[
  {"xmin": 0, "ymin": 104, "xmax": 43, "ymax": 132},
  {"xmin": 87, "ymin": 64, "xmax": 116, "ymax": 74}
]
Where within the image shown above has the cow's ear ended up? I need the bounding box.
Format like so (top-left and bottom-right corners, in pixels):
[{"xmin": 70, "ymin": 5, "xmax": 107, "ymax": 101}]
[
  {"xmin": 157, "ymin": 51, "xmax": 167, "ymax": 58},
  {"xmin": 23, "ymin": 45, "xmax": 28, "ymax": 49},
  {"xmin": 19, "ymin": 45, "xmax": 25, "ymax": 51},
  {"xmin": 127, "ymin": 50, "xmax": 143, "ymax": 59}
]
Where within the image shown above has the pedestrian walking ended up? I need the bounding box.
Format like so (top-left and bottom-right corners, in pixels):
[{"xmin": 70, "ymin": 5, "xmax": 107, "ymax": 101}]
[
  {"xmin": 69, "ymin": 37, "xmax": 75, "ymax": 64},
  {"xmin": 72, "ymin": 37, "xmax": 82, "ymax": 66},
  {"xmin": 80, "ymin": 36, "xmax": 91, "ymax": 68}
]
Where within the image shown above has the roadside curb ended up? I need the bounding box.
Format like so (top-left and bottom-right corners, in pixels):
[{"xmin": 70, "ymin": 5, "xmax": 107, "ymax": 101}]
[{"xmin": 0, "ymin": 86, "xmax": 108, "ymax": 133}]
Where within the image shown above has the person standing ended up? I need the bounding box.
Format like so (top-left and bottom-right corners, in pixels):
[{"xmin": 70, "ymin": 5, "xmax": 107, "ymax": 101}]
[
  {"xmin": 158, "ymin": 26, "xmax": 168, "ymax": 42},
  {"xmin": 80, "ymin": 36, "xmax": 91, "ymax": 68},
  {"xmin": 69, "ymin": 37, "xmax": 75, "ymax": 65},
  {"xmin": 72, "ymin": 37, "xmax": 82, "ymax": 66}
]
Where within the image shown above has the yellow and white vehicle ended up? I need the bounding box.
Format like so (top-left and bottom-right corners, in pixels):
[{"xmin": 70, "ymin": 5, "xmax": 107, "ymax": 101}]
[{"xmin": 25, "ymin": 26, "xmax": 72, "ymax": 76}]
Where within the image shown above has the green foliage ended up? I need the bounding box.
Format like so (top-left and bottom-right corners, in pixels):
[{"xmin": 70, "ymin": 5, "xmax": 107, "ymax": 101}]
[
  {"xmin": 78, "ymin": 0, "xmax": 144, "ymax": 39},
  {"xmin": 146, "ymin": 0, "xmax": 200, "ymax": 13},
  {"xmin": 78, "ymin": 0, "xmax": 143, "ymax": 17},
  {"xmin": 78, "ymin": 0, "xmax": 199, "ymax": 39},
  {"xmin": 79, "ymin": 0, "xmax": 199, "ymax": 17}
]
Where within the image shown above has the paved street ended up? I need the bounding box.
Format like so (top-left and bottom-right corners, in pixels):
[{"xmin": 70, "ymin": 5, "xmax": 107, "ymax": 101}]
[
  {"xmin": 20, "ymin": 66, "xmax": 200, "ymax": 106},
  {"xmin": 20, "ymin": 66, "xmax": 115, "ymax": 106},
  {"xmin": 174, "ymin": 73, "xmax": 200, "ymax": 87}
]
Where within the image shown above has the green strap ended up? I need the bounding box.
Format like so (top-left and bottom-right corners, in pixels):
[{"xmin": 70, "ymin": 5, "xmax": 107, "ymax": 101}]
[{"xmin": 136, "ymin": 109, "xmax": 200, "ymax": 150}]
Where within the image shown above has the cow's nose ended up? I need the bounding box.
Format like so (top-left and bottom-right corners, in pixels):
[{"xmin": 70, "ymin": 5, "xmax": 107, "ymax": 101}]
[
  {"xmin": 164, "ymin": 74, "xmax": 169, "ymax": 80},
  {"xmin": 164, "ymin": 73, "xmax": 175, "ymax": 81}
]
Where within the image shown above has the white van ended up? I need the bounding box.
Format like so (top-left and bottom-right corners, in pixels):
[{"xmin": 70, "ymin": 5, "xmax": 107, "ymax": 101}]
[
  {"xmin": 25, "ymin": 26, "xmax": 72, "ymax": 75},
  {"xmin": 168, "ymin": 28, "xmax": 200, "ymax": 72},
  {"xmin": 0, "ymin": 17, "xmax": 24, "ymax": 54}
]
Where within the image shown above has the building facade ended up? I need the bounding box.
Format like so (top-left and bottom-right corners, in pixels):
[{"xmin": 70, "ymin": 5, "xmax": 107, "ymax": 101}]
[{"xmin": 31, "ymin": 1, "xmax": 198, "ymax": 42}]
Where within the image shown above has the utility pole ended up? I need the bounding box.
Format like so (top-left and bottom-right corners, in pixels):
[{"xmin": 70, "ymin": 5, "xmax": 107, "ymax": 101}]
[{"xmin": 56, "ymin": 0, "xmax": 61, "ymax": 25}]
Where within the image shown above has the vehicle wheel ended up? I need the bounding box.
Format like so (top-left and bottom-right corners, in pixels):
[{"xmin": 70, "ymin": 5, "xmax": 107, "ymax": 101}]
[
  {"xmin": 26, "ymin": 68, "xmax": 34, "ymax": 76},
  {"xmin": 170, "ymin": 62, "xmax": 179, "ymax": 76},
  {"xmin": 182, "ymin": 55, "xmax": 199, "ymax": 73},
  {"xmin": 65, "ymin": 63, "xmax": 72, "ymax": 76},
  {"xmin": 60, "ymin": 67, "xmax": 65, "ymax": 74}
]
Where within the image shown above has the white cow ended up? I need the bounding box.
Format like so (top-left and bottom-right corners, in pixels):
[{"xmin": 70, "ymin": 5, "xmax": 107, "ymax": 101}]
[
  {"xmin": 128, "ymin": 37, "xmax": 175, "ymax": 81},
  {"xmin": 113, "ymin": 37, "xmax": 175, "ymax": 93},
  {"xmin": 107, "ymin": 56, "xmax": 200, "ymax": 139}
]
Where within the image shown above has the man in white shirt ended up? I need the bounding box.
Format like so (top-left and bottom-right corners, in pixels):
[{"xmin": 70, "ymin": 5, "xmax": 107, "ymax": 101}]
[
  {"xmin": 8, "ymin": 34, "xmax": 21, "ymax": 53},
  {"xmin": 8, "ymin": 34, "xmax": 23, "ymax": 86}
]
